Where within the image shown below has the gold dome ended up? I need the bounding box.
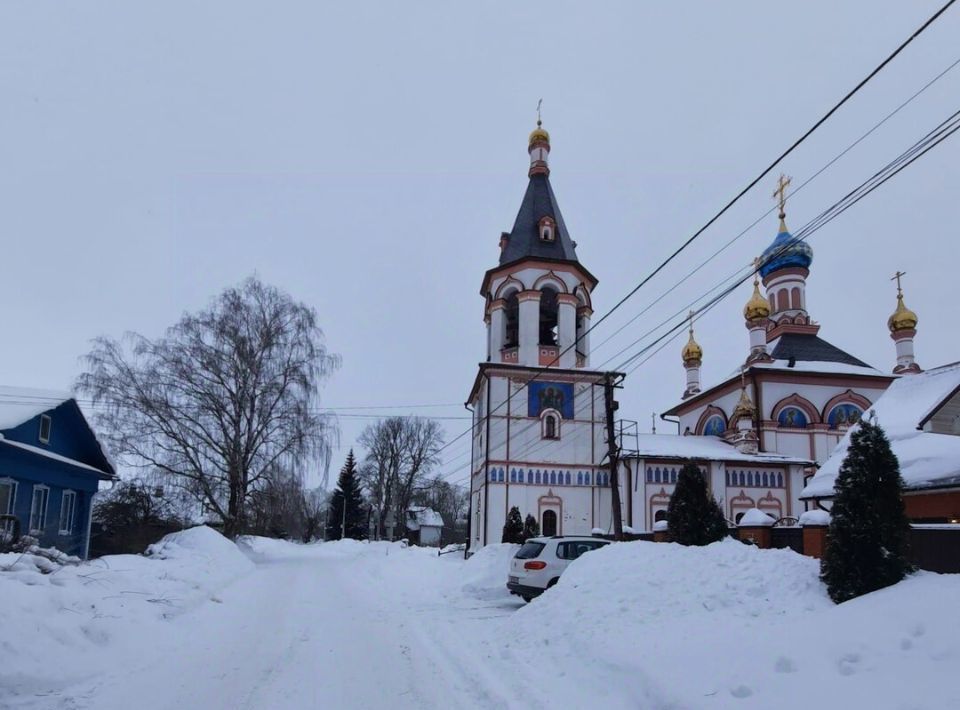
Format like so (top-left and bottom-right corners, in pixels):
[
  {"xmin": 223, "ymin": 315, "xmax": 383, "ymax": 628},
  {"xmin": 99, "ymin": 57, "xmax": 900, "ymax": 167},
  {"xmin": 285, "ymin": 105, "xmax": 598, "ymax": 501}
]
[
  {"xmin": 743, "ymin": 278, "xmax": 771, "ymax": 321},
  {"xmin": 529, "ymin": 123, "xmax": 550, "ymax": 146},
  {"xmin": 681, "ymin": 327, "xmax": 702, "ymax": 364},
  {"xmin": 888, "ymin": 293, "xmax": 918, "ymax": 332}
]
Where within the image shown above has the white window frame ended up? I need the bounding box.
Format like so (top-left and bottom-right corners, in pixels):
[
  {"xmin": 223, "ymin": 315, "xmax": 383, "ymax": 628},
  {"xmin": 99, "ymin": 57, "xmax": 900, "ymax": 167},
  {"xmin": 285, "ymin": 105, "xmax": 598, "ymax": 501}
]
[
  {"xmin": 0, "ymin": 477, "xmax": 17, "ymax": 515},
  {"xmin": 39, "ymin": 414, "xmax": 52, "ymax": 444},
  {"xmin": 541, "ymin": 410, "xmax": 561, "ymax": 440},
  {"xmin": 30, "ymin": 485, "xmax": 50, "ymax": 534},
  {"xmin": 59, "ymin": 489, "xmax": 77, "ymax": 535}
]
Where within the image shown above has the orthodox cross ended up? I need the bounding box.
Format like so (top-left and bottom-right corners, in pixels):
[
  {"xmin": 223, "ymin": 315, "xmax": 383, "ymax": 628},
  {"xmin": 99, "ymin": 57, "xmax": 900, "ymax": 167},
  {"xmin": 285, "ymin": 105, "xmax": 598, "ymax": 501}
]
[
  {"xmin": 536, "ymin": 98, "xmax": 543, "ymax": 126},
  {"xmin": 772, "ymin": 174, "xmax": 792, "ymax": 218},
  {"xmin": 687, "ymin": 309, "xmax": 695, "ymax": 334},
  {"xmin": 752, "ymin": 256, "xmax": 762, "ymax": 284},
  {"xmin": 651, "ymin": 412, "xmax": 657, "ymax": 435},
  {"xmin": 891, "ymin": 270, "xmax": 907, "ymax": 296}
]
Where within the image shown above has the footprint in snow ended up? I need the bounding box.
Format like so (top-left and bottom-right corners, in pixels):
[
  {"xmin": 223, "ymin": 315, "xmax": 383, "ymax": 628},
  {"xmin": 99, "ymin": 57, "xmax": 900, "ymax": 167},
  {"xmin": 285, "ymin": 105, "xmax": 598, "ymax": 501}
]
[
  {"xmin": 774, "ymin": 656, "xmax": 797, "ymax": 673},
  {"xmin": 837, "ymin": 653, "xmax": 861, "ymax": 676}
]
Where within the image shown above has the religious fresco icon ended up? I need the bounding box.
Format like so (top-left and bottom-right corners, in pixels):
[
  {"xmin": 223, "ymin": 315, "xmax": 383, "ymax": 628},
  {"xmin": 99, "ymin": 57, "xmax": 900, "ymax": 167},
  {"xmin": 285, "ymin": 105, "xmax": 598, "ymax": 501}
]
[
  {"xmin": 703, "ymin": 415, "xmax": 726, "ymax": 437},
  {"xmin": 827, "ymin": 403, "xmax": 862, "ymax": 429},
  {"xmin": 527, "ymin": 381, "xmax": 575, "ymax": 419},
  {"xmin": 777, "ymin": 407, "xmax": 808, "ymax": 428}
]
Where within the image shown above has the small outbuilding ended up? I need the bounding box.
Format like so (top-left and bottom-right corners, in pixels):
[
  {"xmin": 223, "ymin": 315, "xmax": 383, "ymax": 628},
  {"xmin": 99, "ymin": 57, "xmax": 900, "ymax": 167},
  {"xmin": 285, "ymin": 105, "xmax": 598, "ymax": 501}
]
[
  {"xmin": 405, "ymin": 506, "xmax": 444, "ymax": 547},
  {"xmin": 0, "ymin": 387, "xmax": 116, "ymax": 558}
]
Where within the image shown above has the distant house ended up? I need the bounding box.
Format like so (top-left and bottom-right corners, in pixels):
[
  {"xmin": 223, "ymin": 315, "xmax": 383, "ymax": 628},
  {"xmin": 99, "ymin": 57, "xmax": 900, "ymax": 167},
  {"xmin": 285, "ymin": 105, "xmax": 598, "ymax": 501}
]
[
  {"xmin": 406, "ymin": 507, "xmax": 444, "ymax": 547},
  {"xmin": 802, "ymin": 362, "xmax": 960, "ymax": 523},
  {"xmin": 0, "ymin": 387, "xmax": 116, "ymax": 558}
]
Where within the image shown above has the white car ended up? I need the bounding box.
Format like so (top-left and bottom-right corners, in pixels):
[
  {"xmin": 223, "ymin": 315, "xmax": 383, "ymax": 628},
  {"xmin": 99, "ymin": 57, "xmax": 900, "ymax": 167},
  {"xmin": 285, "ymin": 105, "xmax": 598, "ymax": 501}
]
[{"xmin": 506, "ymin": 536, "xmax": 610, "ymax": 602}]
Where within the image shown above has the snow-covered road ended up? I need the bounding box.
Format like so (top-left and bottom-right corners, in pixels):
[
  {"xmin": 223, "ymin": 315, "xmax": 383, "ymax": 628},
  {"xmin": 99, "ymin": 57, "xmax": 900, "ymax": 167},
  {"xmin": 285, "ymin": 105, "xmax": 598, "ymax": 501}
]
[
  {"xmin": 45, "ymin": 543, "xmax": 527, "ymax": 710},
  {"xmin": 5, "ymin": 529, "xmax": 959, "ymax": 710}
]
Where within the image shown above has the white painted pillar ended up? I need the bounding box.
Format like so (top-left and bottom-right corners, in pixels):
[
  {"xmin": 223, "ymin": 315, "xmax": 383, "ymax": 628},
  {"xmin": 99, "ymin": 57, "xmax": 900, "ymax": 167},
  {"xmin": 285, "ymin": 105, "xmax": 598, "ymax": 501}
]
[
  {"xmin": 577, "ymin": 308, "xmax": 592, "ymax": 367},
  {"xmin": 518, "ymin": 290, "xmax": 540, "ymax": 367},
  {"xmin": 489, "ymin": 303, "xmax": 505, "ymax": 361},
  {"xmin": 557, "ymin": 295, "xmax": 578, "ymax": 368}
]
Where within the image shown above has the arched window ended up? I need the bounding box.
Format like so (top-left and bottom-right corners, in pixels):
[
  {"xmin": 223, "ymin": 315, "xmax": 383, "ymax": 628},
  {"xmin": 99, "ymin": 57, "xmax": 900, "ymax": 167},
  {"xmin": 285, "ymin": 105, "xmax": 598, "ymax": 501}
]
[
  {"xmin": 539, "ymin": 287, "xmax": 559, "ymax": 346},
  {"xmin": 646, "ymin": 467, "xmax": 653, "ymax": 483},
  {"xmin": 577, "ymin": 472, "xmax": 583, "ymax": 485},
  {"xmin": 739, "ymin": 472, "xmax": 745, "ymax": 486},
  {"xmin": 539, "ymin": 216, "xmax": 556, "ymax": 242},
  {"xmin": 654, "ymin": 467, "xmax": 661, "ymax": 483},
  {"xmin": 543, "ymin": 412, "xmax": 560, "ymax": 440},
  {"xmin": 565, "ymin": 472, "xmax": 571, "ymax": 485},
  {"xmin": 777, "ymin": 473, "xmax": 784, "ymax": 488},
  {"xmin": 777, "ymin": 290, "xmax": 789, "ymax": 312},
  {"xmin": 747, "ymin": 472, "xmax": 754, "ymax": 487},
  {"xmin": 703, "ymin": 416, "xmax": 726, "ymax": 437},
  {"xmin": 827, "ymin": 404, "xmax": 862, "ymax": 430},
  {"xmin": 584, "ymin": 472, "xmax": 591, "ymax": 485},
  {"xmin": 762, "ymin": 472, "xmax": 769, "ymax": 487},
  {"xmin": 527, "ymin": 471, "xmax": 533, "ymax": 484},
  {"xmin": 670, "ymin": 468, "xmax": 677, "ymax": 484},
  {"xmin": 550, "ymin": 471, "xmax": 556, "ymax": 485},
  {"xmin": 498, "ymin": 469, "xmax": 505, "ymax": 482},
  {"xmin": 503, "ymin": 290, "xmax": 519, "ymax": 348},
  {"xmin": 791, "ymin": 287, "xmax": 801, "ymax": 309},
  {"xmin": 535, "ymin": 470, "xmax": 541, "ymax": 484},
  {"xmin": 726, "ymin": 471, "xmax": 731, "ymax": 486},
  {"xmin": 654, "ymin": 510, "xmax": 667, "ymax": 522},
  {"xmin": 777, "ymin": 406, "xmax": 809, "ymax": 428},
  {"xmin": 510, "ymin": 469, "xmax": 516, "ymax": 482}
]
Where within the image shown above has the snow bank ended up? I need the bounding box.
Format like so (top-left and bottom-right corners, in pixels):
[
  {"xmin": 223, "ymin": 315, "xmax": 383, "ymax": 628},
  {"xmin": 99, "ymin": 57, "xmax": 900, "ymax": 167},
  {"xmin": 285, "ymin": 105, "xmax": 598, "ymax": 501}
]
[
  {"xmin": 499, "ymin": 540, "xmax": 960, "ymax": 708},
  {"xmin": 0, "ymin": 526, "xmax": 253, "ymax": 699}
]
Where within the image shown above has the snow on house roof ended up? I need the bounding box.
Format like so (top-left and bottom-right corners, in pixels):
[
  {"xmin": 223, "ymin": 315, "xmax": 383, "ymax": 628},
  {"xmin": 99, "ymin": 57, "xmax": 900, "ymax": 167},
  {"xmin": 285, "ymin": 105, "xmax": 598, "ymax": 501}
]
[
  {"xmin": 406, "ymin": 507, "xmax": 443, "ymax": 530},
  {"xmin": 0, "ymin": 436, "xmax": 114, "ymax": 479},
  {"xmin": 802, "ymin": 362, "xmax": 960, "ymax": 498},
  {"xmin": 624, "ymin": 434, "xmax": 812, "ymax": 465},
  {"xmin": 0, "ymin": 386, "xmax": 72, "ymax": 430}
]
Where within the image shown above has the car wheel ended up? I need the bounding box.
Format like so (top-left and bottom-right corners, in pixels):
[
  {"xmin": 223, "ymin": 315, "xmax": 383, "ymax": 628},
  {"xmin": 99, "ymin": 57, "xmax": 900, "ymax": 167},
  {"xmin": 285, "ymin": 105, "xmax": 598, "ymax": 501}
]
[{"xmin": 546, "ymin": 578, "xmax": 559, "ymax": 589}]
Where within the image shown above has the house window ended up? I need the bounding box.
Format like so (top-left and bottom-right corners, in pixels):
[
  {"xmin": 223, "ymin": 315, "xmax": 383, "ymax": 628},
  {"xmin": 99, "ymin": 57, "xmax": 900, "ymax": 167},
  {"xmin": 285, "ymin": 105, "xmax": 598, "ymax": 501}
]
[
  {"xmin": 654, "ymin": 509, "xmax": 667, "ymax": 522},
  {"xmin": 0, "ymin": 478, "xmax": 17, "ymax": 536},
  {"xmin": 30, "ymin": 485, "xmax": 50, "ymax": 534},
  {"xmin": 59, "ymin": 490, "xmax": 77, "ymax": 535},
  {"xmin": 39, "ymin": 414, "xmax": 52, "ymax": 444}
]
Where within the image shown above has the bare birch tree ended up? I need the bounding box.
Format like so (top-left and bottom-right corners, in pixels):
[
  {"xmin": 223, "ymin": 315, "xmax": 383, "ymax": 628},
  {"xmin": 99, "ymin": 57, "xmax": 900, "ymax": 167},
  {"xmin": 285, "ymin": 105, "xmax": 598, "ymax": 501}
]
[
  {"xmin": 78, "ymin": 277, "xmax": 339, "ymax": 537},
  {"xmin": 357, "ymin": 417, "xmax": 442, "ymax": 539}
]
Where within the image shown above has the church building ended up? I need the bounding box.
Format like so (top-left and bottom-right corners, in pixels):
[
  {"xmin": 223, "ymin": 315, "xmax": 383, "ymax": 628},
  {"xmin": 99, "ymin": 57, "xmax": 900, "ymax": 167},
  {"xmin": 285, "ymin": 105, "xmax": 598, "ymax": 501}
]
[{"xmin": 465, "ymin": 123, "xmax": 615, "ymax": 551}]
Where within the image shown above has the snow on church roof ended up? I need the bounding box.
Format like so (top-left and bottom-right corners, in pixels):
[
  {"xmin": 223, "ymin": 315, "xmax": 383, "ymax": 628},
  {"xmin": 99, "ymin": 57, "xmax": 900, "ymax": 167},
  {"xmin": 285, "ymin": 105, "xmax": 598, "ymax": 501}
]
[
  {"xmin": 406, "ymin": 507, "xmax": 444, "ymax": 530},
  {"xmin": 802, "ymin": 362, "xmax": 960, "ymax": 498},
  {"xmin": 625, "ymin": 434, "xmax": 812, "ymax": 465}
]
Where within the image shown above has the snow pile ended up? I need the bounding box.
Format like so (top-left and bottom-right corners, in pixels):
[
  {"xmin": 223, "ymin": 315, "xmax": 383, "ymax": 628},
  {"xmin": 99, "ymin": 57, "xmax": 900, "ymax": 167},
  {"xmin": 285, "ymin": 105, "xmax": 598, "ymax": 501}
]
[
  {"xmin": 501, "ymin": 540, "xmax": 960, "ymax": 708},
  {"xmin": 799, "ymin": 509, "xmax": 831, "ymax": 526},
  {"xmin": 456, "ymin": 543, "xmax": 517, "ymax": 600},
  {"xmin": 739, "ymin": 508, "xmax": 776, "ymax": 526},
  {"xmin": 0, "ymin": 526, "xmax": 253, "ymax": 699}
]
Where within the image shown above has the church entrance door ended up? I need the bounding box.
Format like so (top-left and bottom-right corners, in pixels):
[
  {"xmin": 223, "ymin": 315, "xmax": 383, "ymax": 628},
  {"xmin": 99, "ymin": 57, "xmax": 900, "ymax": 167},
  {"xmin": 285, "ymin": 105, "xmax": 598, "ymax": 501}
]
[{"xmin": 542, "ymin": 509, "xmax": 557, "ymax": 537}]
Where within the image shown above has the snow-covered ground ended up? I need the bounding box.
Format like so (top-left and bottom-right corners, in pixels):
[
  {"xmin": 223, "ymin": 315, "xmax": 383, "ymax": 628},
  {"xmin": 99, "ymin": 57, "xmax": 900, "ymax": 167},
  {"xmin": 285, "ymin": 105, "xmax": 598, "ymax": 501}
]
[{"xmin": 1, "ymin": 528, "xmax": 957, "ymax": 709}]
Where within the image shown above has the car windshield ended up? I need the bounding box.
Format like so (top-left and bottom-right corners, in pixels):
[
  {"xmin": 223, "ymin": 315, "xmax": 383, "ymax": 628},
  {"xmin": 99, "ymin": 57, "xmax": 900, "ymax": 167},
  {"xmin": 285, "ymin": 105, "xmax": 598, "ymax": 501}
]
[{"xmin": 515, "ymin": 542, "xmax": 545, "ymax": 559}]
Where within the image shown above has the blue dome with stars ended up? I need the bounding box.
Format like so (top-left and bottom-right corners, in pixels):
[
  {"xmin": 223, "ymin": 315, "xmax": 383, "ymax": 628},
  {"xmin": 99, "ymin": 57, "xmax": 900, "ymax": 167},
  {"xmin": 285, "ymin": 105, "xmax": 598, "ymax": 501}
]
[{"xmin": 758, "ymin": 222, "xmax": 813, "ymax": 278}]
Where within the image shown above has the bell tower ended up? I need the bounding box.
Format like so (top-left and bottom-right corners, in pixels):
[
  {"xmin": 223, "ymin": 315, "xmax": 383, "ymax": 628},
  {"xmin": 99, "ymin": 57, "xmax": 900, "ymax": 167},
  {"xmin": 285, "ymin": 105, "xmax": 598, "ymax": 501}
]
[{"xmin": 466, "ymin": 120, "xmax": 614, "ymax": 551}]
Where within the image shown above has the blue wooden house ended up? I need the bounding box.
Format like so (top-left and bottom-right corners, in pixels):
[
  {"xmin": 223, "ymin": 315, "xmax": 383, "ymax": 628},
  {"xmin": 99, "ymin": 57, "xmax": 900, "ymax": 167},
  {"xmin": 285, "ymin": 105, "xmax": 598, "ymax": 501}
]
[{"xmin": 0, "ymin": 387, "xmax": 116, "ymax": 559}]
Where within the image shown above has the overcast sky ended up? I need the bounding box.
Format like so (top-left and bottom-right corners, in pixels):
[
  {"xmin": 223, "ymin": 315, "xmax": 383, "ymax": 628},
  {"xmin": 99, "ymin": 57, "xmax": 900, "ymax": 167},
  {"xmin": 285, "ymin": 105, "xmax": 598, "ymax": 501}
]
[{"xmin": 1, "ymin": 1, "xmax": 957, "ymax": 488}]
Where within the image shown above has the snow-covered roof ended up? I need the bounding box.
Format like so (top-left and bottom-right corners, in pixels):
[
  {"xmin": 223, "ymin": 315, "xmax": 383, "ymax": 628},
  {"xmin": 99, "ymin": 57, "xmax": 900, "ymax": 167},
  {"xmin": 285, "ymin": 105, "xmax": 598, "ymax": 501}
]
[
  {"xmin": 0, "ymin": 436, "xmax": 114, "ymax": 479},
  {"xmin": 733, "ymin": 359, "xmax": 884, "ymax": 378},
  {"xmin": 624, "ymin": 433, "xmax": 812, "ymax": 465},
  {"xmin": 406, "ymin": 507, "xmax": 443, "ymax": 530},
  {"xmin": 802, "ymin": 362, "xmax": 960, "ymax": 498},
  {"xmin": 0, "ymin": 386, "xmax": 72, "ymax": 430}
]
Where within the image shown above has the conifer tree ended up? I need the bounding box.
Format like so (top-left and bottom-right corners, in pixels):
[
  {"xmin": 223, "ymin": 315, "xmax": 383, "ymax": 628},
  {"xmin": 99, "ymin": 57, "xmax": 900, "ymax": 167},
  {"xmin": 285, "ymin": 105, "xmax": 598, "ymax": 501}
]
[
  {"xmin": 821, "ymin": 420, "xmax": 913, "ymax": 603},
  {"xmin": 666, "ymin": 462, "xmax": 728, "ymax": 545},
  {"xmin": 522, "ymin": 514, "xmax": 540, "ymax": 542},
  {"xmin": 326, "ymin": 450, "xmax": 366, "ymax": 540},
  {"xmin": 501, "ymin": 506, "xmax": 524, "ymax": 544}
]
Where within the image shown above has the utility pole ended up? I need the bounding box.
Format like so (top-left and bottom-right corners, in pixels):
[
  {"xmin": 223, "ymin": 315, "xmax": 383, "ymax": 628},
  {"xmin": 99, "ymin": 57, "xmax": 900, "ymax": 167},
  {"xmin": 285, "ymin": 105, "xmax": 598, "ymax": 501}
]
[{"xmin": 603, "ymin": 372, "xmax": 624, "ymax": 541}]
